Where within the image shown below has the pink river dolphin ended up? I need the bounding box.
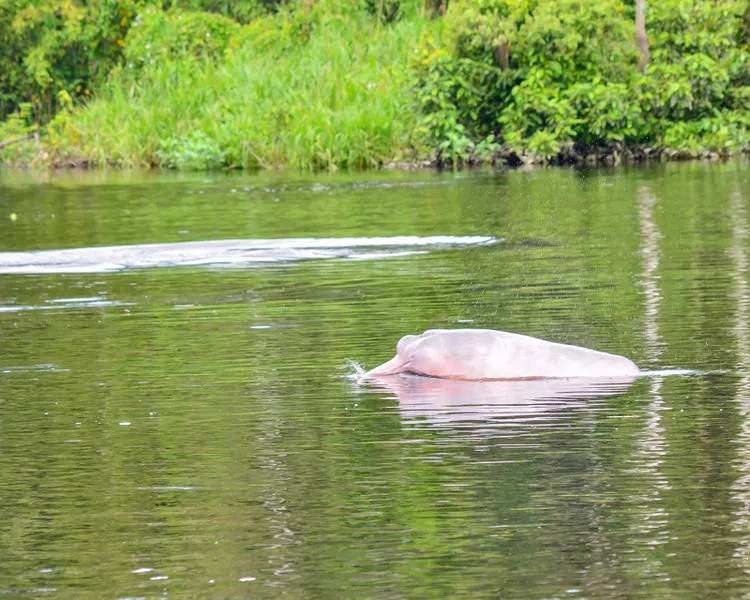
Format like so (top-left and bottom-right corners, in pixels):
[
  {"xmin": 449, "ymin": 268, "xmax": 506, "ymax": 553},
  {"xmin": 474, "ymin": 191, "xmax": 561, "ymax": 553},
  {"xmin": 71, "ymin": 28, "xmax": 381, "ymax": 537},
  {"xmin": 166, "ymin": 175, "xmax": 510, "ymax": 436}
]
[{"xmin": 364, "ymin": 329, "xmax": 640, "ymax": 380}]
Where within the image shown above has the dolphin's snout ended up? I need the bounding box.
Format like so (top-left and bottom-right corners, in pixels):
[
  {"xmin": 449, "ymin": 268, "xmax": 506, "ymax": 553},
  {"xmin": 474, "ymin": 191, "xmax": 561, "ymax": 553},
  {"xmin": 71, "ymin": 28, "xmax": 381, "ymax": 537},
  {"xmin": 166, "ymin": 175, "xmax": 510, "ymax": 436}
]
[{"xmin": 363, "ymin": 354, "xmax": 410, "ymax": 378}]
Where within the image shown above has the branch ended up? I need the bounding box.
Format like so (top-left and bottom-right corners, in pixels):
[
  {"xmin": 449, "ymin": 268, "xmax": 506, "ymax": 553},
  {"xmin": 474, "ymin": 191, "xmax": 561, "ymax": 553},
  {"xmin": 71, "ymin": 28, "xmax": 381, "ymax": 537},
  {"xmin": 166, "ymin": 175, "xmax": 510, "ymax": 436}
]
[{"xmin": 0, "ymin": 133, "xmax": 35, "ymax": 149}]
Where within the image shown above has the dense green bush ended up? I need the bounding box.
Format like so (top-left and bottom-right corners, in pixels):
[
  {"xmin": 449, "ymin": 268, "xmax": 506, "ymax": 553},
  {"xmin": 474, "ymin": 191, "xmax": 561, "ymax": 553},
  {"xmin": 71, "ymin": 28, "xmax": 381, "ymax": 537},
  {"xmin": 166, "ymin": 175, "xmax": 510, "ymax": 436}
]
[
  {"xmin": 415, "ymin": 0, "xmax": 750, "ymax": 162},
  {"xmin": 124, "ymin": 7, "xmax": 241, "ymax": 68},
  {"xmin": 0, "ymin": 0, "xmax": 137, "ymax": 122},
  {"xmin": 0, "ymin": 0, "xmax": 283, "ymax": 126},
  {"xmin": 162, "ymin": 0, "xmax": 285, "ymax": 24},
  {"xmin": 359, "ymin": 0, "xmax": 424, "ymax": 24},
  {"xmin": 230, "ymin": 3, "xmax": 314, "ymax": 55},
  {"xmin": 414, "ymin": 0, "xmax": 640, "ymax": 160}
]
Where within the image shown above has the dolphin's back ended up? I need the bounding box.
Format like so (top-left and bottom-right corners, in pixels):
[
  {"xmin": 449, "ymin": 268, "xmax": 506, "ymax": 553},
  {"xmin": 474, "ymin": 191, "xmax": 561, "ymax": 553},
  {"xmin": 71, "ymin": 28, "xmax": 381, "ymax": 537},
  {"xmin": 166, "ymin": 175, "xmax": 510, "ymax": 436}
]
[{"xmin": 413, "ymin": 329, "xmax": 639, "ymax": 379}]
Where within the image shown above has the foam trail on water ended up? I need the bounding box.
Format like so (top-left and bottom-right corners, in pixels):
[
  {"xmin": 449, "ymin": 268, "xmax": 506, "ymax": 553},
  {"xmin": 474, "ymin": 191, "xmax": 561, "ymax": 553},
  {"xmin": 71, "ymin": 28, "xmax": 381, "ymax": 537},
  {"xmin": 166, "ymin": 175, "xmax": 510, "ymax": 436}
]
[{"xmin": 0, "ymin": 236, "xmax": 497, "ymax": 274}]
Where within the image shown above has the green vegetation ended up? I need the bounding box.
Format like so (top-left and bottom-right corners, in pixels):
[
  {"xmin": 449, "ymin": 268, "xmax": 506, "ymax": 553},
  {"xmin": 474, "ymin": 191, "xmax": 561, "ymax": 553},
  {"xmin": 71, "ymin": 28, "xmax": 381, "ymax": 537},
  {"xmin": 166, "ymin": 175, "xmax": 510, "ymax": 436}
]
[
  {"xmin": 44, "ymin": 3, "xmax": 430, "ymax": 169},
  {"xmin": 416, "ymin": 0, "xmax": 750, "ymax": 162},
  {"xmin": 1, "ymin": 0, "xmax": 749, "ymax": 169},
  {"xmin": 0, "ymin": 0, "xmax": 136, "ymax": 120}
]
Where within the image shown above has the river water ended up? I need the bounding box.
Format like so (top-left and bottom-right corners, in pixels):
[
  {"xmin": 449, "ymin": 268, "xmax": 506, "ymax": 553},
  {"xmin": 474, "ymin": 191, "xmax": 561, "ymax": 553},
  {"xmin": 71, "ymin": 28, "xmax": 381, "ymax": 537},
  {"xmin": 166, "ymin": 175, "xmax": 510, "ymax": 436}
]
[{"xmin": 0, "ymin": 161, "xmax": 749, "ymax": 598}]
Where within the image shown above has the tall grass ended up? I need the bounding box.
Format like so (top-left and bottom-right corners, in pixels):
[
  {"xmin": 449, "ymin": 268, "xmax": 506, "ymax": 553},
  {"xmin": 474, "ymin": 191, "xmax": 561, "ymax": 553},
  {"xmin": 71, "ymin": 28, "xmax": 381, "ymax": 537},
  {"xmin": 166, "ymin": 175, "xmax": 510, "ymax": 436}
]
[{"xmin": 49, "ymin": 8, "xmax": 435, "ymax": 170}]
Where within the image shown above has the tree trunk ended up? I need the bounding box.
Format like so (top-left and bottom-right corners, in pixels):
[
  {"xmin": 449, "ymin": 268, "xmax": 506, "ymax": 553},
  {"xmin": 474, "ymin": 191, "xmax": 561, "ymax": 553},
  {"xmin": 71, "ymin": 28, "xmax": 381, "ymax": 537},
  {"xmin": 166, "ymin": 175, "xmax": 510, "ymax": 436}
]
[
  {"xmin": 635, "ymin": 0, "xmax": 650, "ymax": 74},
  {"xmin": 494, "ymin": 38, "xmax": 509, "ymax": 70}
]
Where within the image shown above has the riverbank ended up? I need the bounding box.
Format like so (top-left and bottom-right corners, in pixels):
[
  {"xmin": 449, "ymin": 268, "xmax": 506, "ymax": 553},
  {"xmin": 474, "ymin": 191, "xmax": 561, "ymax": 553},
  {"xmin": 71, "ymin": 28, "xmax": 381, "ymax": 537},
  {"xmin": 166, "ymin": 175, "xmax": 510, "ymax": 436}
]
[
  {"xmin": 4, "ymin": 147, "xmax": 750, "ymax": 172},
  {"xmin": 3, "ymin": 139, "xmax": 747, "ymax": 172}
]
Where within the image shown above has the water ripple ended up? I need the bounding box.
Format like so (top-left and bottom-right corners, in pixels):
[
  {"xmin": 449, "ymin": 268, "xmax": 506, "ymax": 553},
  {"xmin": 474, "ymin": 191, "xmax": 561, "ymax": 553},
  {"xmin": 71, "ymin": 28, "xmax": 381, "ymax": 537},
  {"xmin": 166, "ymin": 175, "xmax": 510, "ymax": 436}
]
[{"xmin": 0, "ymin": 299, "xmax": 131, "ymax": 312}]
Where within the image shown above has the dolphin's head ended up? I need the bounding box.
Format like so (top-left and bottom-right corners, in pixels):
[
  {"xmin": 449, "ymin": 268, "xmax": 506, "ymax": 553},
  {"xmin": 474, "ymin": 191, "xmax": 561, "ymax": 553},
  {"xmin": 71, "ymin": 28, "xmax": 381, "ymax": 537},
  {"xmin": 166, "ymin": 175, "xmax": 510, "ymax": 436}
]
[
  {"xmin": 363, "ymin": 334, "xmax": 420, "ymax": 377},
  {"xmin": 364, "ymin": 331, "xmax": 452, "ymax": 378}
]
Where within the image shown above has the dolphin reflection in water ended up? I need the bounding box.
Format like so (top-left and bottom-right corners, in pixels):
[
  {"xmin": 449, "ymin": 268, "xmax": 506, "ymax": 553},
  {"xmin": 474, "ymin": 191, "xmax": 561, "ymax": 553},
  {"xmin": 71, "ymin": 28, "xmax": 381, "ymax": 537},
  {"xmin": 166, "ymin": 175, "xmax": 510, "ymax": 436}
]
[
  {"xmin": 367, "ymin": 373, "xmax": 636, "ymax": 424},
  {"xmin": 364, "ymin": 329, "xmax": 640, "ymax": 381}
]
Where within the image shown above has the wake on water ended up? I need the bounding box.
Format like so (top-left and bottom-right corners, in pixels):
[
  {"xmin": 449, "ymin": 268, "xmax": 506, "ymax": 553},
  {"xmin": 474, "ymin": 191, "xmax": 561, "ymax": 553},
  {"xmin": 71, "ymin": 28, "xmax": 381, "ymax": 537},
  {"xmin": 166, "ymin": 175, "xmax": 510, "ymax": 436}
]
[{"xmin": 0, "ymin": 236, "xmax": 497, "ymax": 274}]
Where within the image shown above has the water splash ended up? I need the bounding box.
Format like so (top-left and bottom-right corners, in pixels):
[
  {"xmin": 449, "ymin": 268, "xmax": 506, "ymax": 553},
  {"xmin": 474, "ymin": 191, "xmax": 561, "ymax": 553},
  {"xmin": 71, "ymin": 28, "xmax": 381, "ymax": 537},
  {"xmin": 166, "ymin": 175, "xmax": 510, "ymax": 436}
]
[{"xmin": 346, "ymin": 360, "xmax": 368, "ymax": 383}]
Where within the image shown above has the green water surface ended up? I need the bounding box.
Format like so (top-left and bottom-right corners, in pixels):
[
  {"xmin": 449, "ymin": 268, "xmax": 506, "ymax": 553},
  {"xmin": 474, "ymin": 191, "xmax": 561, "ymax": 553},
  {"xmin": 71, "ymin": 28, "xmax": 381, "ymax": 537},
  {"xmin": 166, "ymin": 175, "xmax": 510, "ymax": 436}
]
[{"xmin": 1, "ymin": 162, "xmax": 749, "ymax": 599}]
